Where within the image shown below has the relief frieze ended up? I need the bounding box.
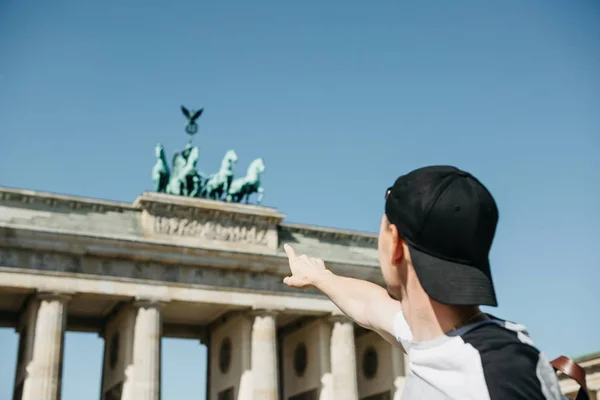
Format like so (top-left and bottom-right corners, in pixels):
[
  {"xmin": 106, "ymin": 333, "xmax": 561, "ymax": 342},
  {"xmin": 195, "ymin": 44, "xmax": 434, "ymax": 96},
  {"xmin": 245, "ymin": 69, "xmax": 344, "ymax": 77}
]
[
  {"xmin": 151, "ymin": 214, "xmax": 269, "ymax": 246},
  {"xmin": 135, "ymin": 192, "xmax": 285, "ymax": 251}
]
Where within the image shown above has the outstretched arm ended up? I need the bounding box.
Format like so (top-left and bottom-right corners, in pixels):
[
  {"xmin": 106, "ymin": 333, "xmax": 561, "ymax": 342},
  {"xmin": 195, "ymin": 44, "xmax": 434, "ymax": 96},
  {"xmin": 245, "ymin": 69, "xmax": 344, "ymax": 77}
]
[{"xmin": 283, "ymin": 244, "xmax": 403, "ymax": 346}]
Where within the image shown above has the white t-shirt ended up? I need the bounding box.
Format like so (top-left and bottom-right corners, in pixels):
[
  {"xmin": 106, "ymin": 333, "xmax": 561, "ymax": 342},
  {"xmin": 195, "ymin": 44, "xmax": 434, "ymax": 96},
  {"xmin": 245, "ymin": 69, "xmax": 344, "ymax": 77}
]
[{"xmin": 393, "ymin": 312, "xmax": 564, "ymax": 400}]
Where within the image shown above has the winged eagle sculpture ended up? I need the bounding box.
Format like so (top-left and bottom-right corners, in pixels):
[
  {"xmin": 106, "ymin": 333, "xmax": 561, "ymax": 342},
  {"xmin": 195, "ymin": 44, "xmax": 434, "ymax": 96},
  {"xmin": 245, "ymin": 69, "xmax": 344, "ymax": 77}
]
[{"xmin": 181, "ymin": 105, "xmax": 204, "ymax": 136}]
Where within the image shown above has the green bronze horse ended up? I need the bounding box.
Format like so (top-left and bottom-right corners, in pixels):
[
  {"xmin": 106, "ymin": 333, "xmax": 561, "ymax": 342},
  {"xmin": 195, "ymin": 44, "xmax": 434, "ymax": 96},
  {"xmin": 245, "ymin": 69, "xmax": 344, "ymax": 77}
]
[
  {"xmin": 202, "ymin": 149, "xmax": 238, "ymax": 200},
  {"xmin": 226, "ymin": 158, "xmax": 265, "ymax": 204},
  {"xmin": 152, "ymin": 143, "xmax": 170, "ymax": 193}
]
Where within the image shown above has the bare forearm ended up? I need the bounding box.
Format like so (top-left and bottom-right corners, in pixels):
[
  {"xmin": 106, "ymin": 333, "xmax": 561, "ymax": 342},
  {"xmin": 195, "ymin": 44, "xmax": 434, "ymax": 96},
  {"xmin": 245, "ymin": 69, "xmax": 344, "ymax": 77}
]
[
  {"xmin": 282, "ymin": 244, "xmax": 402, "ymax": 346},
  {"xmin": 313, "ymin": 270, "xmax": 393, "ymax": 329}
]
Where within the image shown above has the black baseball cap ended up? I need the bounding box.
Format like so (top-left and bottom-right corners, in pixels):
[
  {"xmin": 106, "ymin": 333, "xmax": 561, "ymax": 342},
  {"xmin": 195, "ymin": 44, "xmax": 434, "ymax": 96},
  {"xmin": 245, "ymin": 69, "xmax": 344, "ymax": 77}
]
[{"xmin": 384, "ymin": 165, "xmax": 499, "ymax": 307}]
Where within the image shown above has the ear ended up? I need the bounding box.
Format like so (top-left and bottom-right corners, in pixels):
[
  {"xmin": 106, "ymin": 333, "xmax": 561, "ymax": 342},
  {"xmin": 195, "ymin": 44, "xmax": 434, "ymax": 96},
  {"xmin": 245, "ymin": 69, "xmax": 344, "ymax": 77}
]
[{"xmin": 389, "ymin": 223, "xmax": 405, "ymax": 264}]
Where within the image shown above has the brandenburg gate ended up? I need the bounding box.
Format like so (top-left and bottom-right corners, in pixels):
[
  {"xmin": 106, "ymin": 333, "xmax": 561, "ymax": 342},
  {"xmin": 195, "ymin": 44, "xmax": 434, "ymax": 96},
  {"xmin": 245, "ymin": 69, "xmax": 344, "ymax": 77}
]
[{"xmin": 0, "ymin": 187, "xmax": 408, "ymax": 400}]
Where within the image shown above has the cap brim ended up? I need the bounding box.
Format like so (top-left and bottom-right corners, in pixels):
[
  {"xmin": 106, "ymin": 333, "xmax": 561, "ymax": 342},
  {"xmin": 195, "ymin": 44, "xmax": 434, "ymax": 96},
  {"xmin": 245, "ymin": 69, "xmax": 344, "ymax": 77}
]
[{"xmin": 408, "ymin": 244, "xmax": 498, "ymax": 307}]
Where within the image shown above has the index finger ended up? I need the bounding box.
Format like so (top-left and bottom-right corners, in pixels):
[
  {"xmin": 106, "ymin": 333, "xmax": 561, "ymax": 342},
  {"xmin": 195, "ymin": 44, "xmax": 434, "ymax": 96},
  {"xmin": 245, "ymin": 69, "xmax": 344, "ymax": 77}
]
[{"xmin": 284, "ymin": 243, "xmax": 297, "ymax": 259}]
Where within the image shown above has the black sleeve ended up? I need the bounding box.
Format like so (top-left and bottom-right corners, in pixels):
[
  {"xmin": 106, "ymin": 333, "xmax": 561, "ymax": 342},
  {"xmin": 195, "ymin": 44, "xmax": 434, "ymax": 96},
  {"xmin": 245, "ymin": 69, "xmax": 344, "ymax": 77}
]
[
  {"xmin": 461, "ymin": 323, "xmax": 554, "ymax": 400},
  {"xmin": 476, "ymin": 342, "xmax": 549, "ymax": 400}
]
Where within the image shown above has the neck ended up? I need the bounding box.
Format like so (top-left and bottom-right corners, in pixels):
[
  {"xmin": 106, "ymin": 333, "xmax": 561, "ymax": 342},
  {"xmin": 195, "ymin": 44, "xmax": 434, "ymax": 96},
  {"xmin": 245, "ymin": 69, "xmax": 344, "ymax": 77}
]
[
  {"xmin": 247, "ymin": 169, "xmax": 258, "ymax": 181},
  {"xmin": 399, "ymin": 277, "xmax": 482, "ymax": 341}
]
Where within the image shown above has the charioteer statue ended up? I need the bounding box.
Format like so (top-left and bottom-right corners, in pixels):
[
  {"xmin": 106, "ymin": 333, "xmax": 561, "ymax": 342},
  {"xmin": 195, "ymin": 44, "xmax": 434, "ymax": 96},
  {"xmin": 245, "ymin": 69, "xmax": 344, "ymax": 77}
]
[{"xmin": 151, "ymin": 105, "xmax": 266, "ymax": 205}]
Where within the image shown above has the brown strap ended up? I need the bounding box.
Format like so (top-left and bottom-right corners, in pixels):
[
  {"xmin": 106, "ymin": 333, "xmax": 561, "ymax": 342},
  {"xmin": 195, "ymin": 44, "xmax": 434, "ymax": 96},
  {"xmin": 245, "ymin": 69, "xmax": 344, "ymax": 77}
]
[
  {"xmin": 552, "ymin": 356, "xmax": 588, "ymax": 390},
  {"xmin": 551, "ymin": 355, "xmax": 589, "ymax": 400}
]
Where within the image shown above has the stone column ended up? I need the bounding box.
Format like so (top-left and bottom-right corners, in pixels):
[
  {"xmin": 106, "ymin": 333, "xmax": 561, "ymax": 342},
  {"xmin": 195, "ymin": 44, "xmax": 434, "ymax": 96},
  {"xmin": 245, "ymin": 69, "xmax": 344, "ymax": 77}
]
[
  {"xmin": 129, "ymin": 299, "xmax": 165, "ymax": 400},
  {"xmin": 317, "ymin": 320, "xmax": 334, "ymax": 400},
  {"xmin": 250, "ymin": 309, "xmax": 279, "ymax": 400},
  {"xmin": 330, "ymin": 315, "xmax": 359, "ymax": 400},
  {"xmin": 391, "ymin": 345, "xmax": 408, "ymax": 400},
  {"xmin": 22, "ymin": 292, "xmax": 71, "ymax": 400}
]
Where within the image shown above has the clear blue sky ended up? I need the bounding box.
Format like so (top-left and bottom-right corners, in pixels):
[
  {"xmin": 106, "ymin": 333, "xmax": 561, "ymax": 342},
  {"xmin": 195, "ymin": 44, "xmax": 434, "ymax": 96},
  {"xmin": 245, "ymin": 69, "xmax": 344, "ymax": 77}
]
[{"xmin": 0, "ymin": 1, "xmax": 598, "ymax": 399}]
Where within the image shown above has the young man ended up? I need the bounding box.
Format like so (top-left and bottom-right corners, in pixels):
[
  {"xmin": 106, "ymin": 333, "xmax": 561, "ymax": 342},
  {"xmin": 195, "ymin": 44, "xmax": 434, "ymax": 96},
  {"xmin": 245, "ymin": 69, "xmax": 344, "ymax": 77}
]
[{"xmin": 283, "ymin": 165, "xmax": 563, "ymax": 400}]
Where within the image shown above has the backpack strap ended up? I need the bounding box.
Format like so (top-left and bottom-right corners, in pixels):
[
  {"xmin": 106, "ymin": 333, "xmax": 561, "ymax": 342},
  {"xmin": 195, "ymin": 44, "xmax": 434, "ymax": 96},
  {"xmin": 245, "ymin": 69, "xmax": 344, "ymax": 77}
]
[{"xmin": 551, "ymin": 355, "xmax": 589, "ymax": 400}]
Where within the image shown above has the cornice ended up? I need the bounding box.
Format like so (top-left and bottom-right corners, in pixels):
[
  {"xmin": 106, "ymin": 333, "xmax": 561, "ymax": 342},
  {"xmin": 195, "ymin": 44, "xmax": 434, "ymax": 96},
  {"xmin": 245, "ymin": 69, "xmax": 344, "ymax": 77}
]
[
  {"xmin": 0, "ymin": 188, "xmax": 286, "ymax": 223},
  {"xmin": 279, "ymin": 222, "xmax": 378, "ymax": 248},
  {"xmin": 0, "ymin": 187, "xmax": 135, "ymax": 214},
  {"xmin": 134, "ymin": 191, "xmax": 285, "ymax": 222}
]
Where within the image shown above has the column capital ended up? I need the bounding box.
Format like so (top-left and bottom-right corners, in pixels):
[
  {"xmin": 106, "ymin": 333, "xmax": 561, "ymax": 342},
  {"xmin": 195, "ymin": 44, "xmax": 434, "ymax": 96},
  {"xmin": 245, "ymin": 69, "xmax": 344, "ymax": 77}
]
[
  {"xmin": 249, "ymin": 309, "xmax": 280, "ymax": 319},
  {"xmin": 133, "ymin": 297, "xmax": 169, "ymax": 309},
  {"xmin": 36, "ymin": 291, "xmax": 73, "ymax": 303},
  {"xmin": 327, "ymin": 313, "xmax": 354, "ymax": 325},
  {"xmin": 250, "ymin": 303, "xmax": 285, "ymax": 318}
]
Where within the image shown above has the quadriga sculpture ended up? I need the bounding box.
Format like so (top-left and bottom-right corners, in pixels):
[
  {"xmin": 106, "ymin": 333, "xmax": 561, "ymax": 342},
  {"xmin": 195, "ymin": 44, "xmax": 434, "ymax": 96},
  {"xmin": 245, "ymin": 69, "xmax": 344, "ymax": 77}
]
[
  {"xmin": 226, "ymin": 158, "xmax": 265, "ymax": 204},
  {"xmin": 150, "ymin": 105, "xmax": 268, "ymax": 204},
  {"xmin": 201, "ymin": 150, "xmax": 238, "ymax": 200}
]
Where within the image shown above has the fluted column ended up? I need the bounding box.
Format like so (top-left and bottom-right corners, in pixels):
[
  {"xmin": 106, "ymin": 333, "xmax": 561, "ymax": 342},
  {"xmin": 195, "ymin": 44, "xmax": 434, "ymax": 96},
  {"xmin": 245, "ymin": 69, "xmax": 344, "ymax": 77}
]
[
  {"xmin": 22, "ymin": 292, "xmax": 71, "ymax": 400},
  {"xmin": 329, "ymin": 315, "xmax": 358, "ymax": 400},
  {"xmin": 250, "ymin": 309, "xmax": 279, "ymax": 400},
  {"xmin": 129, "ymin": 299, "xmax": 165, "ymax": 400}
]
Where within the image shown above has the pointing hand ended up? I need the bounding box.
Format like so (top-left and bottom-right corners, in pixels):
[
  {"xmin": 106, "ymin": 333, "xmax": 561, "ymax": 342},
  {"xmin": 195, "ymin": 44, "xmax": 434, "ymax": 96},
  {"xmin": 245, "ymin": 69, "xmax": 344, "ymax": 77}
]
[{"xmin": 283, "ymin": 244, "xmax": 329, "ymax": 288}]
